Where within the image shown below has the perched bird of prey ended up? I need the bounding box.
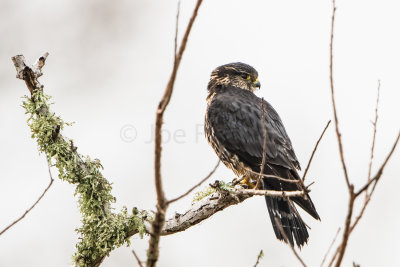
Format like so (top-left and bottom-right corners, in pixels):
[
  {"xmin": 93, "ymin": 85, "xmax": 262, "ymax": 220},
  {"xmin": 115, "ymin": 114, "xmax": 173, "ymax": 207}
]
[{"xmin": 204, "ymin": 62, "xmax": 320, "ymax": 247}]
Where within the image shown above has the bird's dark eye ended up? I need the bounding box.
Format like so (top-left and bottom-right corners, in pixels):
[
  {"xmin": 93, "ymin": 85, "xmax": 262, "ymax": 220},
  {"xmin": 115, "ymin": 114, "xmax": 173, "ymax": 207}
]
[{"xmin": 241, "ymin": 73, "xmax": 251, "ymax": 80}]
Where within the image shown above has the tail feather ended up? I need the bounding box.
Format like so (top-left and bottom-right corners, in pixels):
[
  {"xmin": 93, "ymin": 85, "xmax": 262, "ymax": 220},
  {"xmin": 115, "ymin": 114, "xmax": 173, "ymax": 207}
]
[
  {"xmin": 265, "ymin": 196, "xmax": 309, "ymax": 247},
  {"xmin": 260, "ymin": 164, "xmax": 319, "ymax": 247}
]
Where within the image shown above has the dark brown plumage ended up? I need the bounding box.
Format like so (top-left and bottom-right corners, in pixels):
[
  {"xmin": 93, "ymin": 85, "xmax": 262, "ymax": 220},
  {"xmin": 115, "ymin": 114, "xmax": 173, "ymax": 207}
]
[{"xmin": 204, "ymin": 62, "xmax": 319, "ymax": 247}]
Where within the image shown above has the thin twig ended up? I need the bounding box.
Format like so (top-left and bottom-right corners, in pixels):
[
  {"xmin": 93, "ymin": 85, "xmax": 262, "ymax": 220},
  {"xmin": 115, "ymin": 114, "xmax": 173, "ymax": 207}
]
[
  {"xmin": 329, "ymin": 0, "xmax": 351, "ymax": 190},
  {"xmin": 168, "ymin": 160, "xmax": 220, "ymax": 204},
  {"xmin": 350, "ymin": 130, "xmax": 400, "ymax": 234},
  {"xmin": 253, "ymin": 249, "xmax": 264, "ymax": 267},
  {"xmin": 327, "ymin": 245, "xmax": 340, "ymax": 267},
  {"xmin": 274, "ymin": 218, "xmax": 307, "ymax": 267},
  {"xmin": 147, "ymin": 1, "xmax": 203, "ymax": 266},
  {"xmin": 132, "ymin": 249, "xmax": 144, "ymax": 267},
  {"xmin": 174, "ymin": 1, "xmax": 180, "ymax": 60},
  {"xmin": 302, "ymin": 120, "xmax": 331, "ymax": 182},
  {"xmin": 367, "ymin": 80, "xmax": 381, "ymax": 183},
  {"xmin": 0, "ymin": 158, "xmax": 54, "ymax": 236},
  {"xmin": 255, "ymin": 98, "xmax": 267, "ymax": 189},
  {"xmin": 320, "ymin": 227, "xmax": 341, "ymax": 267}
]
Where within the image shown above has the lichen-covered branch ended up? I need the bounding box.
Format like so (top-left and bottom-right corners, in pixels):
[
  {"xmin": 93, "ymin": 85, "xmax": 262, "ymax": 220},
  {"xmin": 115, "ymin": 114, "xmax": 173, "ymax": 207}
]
[{"xmin": 12, "ymin": 54, "xmax": 147, "ymax": 267}]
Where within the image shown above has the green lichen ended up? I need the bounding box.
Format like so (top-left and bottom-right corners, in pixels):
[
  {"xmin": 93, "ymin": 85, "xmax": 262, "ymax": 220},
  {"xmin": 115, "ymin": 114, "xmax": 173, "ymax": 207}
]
[
  {"xmin": 218, "ymin": 181, "xmax": 234, "ymax": 192},
  {"xmin": 192, "ymin": 181, "xmax": 234, "ymax": 202},
  {"xmin": 23, "ymin": 89, "xmax": 146, "ymax": 267},
  {"xmin": 192, "ymin": 186, "xmax": 216, "ymax": 202}
]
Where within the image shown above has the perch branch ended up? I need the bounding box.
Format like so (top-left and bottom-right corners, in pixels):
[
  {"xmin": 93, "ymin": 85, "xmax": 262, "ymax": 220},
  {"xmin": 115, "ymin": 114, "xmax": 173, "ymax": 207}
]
[{"xmin": 160, "ymin": 183, "xmax": 306, "ymax": 236}]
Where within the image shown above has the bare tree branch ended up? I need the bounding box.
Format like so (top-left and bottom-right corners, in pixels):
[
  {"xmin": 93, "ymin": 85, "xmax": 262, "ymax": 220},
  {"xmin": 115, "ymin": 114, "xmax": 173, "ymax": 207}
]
[
  {"xmin": 367, "ymin": 80, "xmax": 381, "ymax": 183},
  {"xmin": 147, "ymin": 1, "xmax": 203, "ymax": 266},
  {"xmin": 329, "ymin": 0, "xmax": 351, "ymax": 190},
  {"xmin": 12, "ymin": 52, "xmax": 49, "ymax": 95},
  {"xmin": 274, "ymin": 218, "xmax": 307, "ymax": 267},
  {"xmin": 0, "ymin": 158, "xmax": 54, "ymax": 236},
  {"xmin": 167, "ymin": 160, "xmax": 220, "ymax": 204},
  {"xmin": 302, "ymin": 120, "xmax": 331, "ymax": 182}
]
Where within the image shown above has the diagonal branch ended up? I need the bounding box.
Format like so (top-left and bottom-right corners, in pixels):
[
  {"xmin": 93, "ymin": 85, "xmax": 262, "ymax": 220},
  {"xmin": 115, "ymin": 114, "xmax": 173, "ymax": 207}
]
[
  {"xmin": 167, "ymin": 160, "xmax": 220, "ymax": 204},
  {"xmin": 0, "ymin": 158, "xmax": 54, "ymax": 236},
  {"xmin": 132, "ymin": 249, "xmax": 144, "ymax": 267},
  {"xmin": 355, "ymin": 131, "xmax": 400, "ymax": 197},
  {"xmin": 302, "ymin": 120, "xmax": 331, "ymax": 182}
]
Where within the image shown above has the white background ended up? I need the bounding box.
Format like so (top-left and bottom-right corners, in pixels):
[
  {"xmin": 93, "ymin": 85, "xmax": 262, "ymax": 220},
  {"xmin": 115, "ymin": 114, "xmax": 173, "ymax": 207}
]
[{"xmin": 0, "ymin": 0, "xmax": 399, "ymax": 266}]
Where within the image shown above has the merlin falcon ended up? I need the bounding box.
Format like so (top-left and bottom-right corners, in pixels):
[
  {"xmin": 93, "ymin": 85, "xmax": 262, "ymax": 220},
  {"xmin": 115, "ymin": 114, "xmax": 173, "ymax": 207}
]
[{"xmin": 204, "ymin": 62, "xmax": 320, "ymax": 247}]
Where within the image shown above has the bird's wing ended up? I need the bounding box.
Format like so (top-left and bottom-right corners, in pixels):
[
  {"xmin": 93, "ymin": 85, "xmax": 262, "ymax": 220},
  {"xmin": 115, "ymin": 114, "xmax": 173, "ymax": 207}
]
[{"xmin": 207, "ymin": 88, "xmax": 301, "ymax": 171}]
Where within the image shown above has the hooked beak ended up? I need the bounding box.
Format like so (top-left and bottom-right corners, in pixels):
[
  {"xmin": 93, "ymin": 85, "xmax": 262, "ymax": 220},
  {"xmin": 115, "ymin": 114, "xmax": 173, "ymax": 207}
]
[{"xmin": 253, "ymin": 78, "xmax": 261, "ymax": 89}]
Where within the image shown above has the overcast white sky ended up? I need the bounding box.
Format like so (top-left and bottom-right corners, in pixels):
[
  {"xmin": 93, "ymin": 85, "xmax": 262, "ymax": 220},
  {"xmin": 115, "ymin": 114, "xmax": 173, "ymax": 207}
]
[{"xmin": 0, "ymin": 0, "xmax": 399, "ymax": 266}]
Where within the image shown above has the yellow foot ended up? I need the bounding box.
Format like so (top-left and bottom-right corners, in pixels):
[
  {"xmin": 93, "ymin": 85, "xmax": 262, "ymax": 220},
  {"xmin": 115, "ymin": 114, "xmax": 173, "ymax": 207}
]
[{"xmin": 241, "ymin": 177, "xmax": 256, "ymax": 189}]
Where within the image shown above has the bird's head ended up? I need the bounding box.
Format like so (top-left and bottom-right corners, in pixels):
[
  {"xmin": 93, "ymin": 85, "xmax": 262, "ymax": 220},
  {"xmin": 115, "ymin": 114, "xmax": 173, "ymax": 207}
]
[{"xmin": 207, "ymin": 62, "xmax": 261, "ymax": 93}]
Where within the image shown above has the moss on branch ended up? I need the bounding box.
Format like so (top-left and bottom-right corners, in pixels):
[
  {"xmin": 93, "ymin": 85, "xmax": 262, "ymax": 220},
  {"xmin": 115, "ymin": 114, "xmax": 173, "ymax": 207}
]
[{"xmin": 23, "ymin": 89, "xmax": 146, "ymax": 266}]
